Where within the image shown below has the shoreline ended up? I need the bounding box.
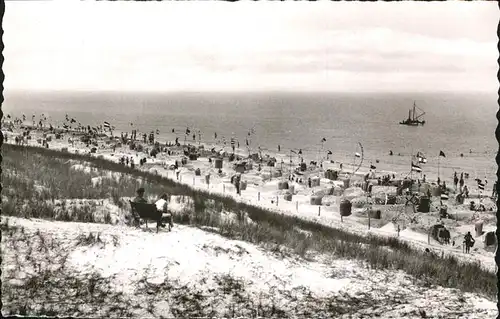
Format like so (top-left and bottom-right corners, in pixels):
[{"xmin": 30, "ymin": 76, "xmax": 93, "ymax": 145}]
[{"xmin": 3, "ymin": 125, "xmax": 497, "ymax": 273}]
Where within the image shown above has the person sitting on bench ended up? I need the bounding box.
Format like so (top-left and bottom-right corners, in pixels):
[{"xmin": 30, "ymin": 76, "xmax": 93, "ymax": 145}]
[
  {"xmin": 134, "ymin": 188, "xmax": 148, "ymax": 204},
  {"xmin": 155, "ymin": 193, "xmax": 173, "ymax": 230}
]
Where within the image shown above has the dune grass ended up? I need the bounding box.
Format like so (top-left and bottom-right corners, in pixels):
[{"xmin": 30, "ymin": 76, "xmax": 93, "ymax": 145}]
[{"xmin": 2, "ymin": 143, "xmax": 497, "ymax": 300}]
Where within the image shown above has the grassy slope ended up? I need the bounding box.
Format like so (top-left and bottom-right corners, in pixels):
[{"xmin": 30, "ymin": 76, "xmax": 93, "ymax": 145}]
[{"xmin": 1, "ymin": 143, "xmax": 496, "ymax": 300}]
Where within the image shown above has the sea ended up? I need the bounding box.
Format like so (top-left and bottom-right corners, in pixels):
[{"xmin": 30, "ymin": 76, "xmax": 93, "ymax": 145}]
[{"xmin": 3, "ymin": 90, "xmax": 498, "ymax": 189}]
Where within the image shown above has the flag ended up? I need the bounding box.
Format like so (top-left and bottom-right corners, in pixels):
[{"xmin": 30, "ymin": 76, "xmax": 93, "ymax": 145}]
[
  {"xmin": 327, "ymin": 150, "xmax": 332, "ymax": 155},
  {"xmin": 71, "ymin": 118, "xmax": 76, "ymax": 123},
  {"xmin": 321, "ymin": 137, "xmax": 326, "ymax": 143},
  {"xmin": 370, "ymin": 164, "xmax": 376, "ymax": 170},
  {"xmin": 298, "ymin": 149, "xmax": 302, "ymax": 155},
  {"xmin": 355, "ymin": 152, "xmax": 361, "ymax": 158},
  {"xmin": 411, "ymin": 163, "xmax": 422, "ymax": 173},
  {"xmin": 103, "ymin": 121, "xmax": 111, "ymax": 128},
  {"xmin": 416, "ymin": 152, "xmax": 427, "ymax": 164},
  {"xmin": 439, "ymin": 150, "xmax": 446, "ymax": 157},
  {"xmin": 186, "ymin": 128, "xmax": 190, "ymax": 135},
  {"xmin": 477, "ymin": 179, "xmax": 485, "ymax": 190}
]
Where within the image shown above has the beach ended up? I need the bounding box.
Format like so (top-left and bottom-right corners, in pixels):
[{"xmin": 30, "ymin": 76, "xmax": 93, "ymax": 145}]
[{"xmin": 3, "ymin": 122, "xmax": 497, "ymax": 271}]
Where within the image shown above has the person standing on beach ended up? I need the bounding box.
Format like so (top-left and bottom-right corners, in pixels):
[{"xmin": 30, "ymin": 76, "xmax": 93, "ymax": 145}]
[
  {"xmin": 130, "ymin": 157, "xmax": 135, "ymax": 169},
  {"xmin": 459, "ymin": 175, "xmax": 465, "ymax": 193},
  {"xmin": 464, "ymin": 232, "xmax": 475, "ymax": 254},
  {"xmin": 453, "ymin": 172, "xmax": 459, "ymax": 190}
]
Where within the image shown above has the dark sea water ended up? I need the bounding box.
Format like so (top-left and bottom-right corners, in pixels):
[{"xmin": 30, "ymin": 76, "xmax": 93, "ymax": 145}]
[{"xmin": 3, "ymin": 90, "xmax": 498, "ymax": 186}]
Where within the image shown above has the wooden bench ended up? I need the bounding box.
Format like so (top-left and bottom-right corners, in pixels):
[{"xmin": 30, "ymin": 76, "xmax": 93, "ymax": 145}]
[{"xmin": 129, "ymin": 201, "xmax": 172, "ymax": 233}]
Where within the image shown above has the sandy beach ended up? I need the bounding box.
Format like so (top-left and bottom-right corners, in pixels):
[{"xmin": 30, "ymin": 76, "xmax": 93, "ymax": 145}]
[{"xmin": 4, "ymin": 124, "xmax": 497, "ymax": 272}]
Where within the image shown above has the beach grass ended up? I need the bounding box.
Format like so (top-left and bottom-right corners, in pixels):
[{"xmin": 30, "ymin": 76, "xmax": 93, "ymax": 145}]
[{"xmin": 2, "ymin": 143, "xmax": 496, "ymax": 300}]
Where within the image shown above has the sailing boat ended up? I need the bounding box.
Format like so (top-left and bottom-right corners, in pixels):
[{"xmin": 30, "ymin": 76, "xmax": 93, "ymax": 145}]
[{"xmin": 399, "ymin": 101, "xmax": 426, "ymax": 126}]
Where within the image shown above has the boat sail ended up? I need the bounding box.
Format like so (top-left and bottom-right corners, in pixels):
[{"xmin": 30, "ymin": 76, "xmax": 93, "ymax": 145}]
[{"xmin": 399, "ymin": 101, "xmax": 425, "ymax": 126}]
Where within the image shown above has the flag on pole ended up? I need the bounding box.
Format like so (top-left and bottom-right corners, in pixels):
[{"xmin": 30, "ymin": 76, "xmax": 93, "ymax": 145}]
[
  {"xmin": 327, "ymin": 150, "xmax": 332, "ymax": 155},
  {"xmin": 186, "ymin": 127, "xmax": 190, "ymax": 135},
  {"xmin": 411, "ymin": 163, "xmax": 422, "ymax": 173},
  {"xmin": 370, "ymin": 164, "xmax": 377, "ymax": 170},
  {"xmin": 417, "ymin": 152, "xmax": 427, "ymax": 164},
  {"xmin": 103, "ymin": 121, "xmax": 111, "ymax": 129},
  {"xmin": 321, "ymin": 137, "xmax": 326, "ymax": 143},
  {"xmin": 355, "ymin": 152, "xmax": 361, "ymax": 158},
  {"xmin": 477, "ymin": 179, "xmax": 485, "ymax": 190},
  {"xmin": 439, "ymin": 150, "xmax": 446, "ymax": 157}
]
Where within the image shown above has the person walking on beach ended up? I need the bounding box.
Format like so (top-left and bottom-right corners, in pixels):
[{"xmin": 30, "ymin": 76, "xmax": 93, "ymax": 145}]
[
  {"xmin": 464, "ymin": 231, "xmax": 475, "ymax": 254},
  {"xmin": 453, "ymin": 172, "xmax": 459, "ymax": 190},
  {"xmin": 234, "ymin": 174, "xmax": 241, "ymax": 195},
  {"xmin": 464, "ymin": 185, "xmax": 469, "ymax": 198}
]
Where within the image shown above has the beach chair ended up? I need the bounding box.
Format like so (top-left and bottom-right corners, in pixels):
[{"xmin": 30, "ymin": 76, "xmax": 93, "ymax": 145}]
[{"xmin": 129, "ymin": 201, "xmax": 164, "ymax": 233}]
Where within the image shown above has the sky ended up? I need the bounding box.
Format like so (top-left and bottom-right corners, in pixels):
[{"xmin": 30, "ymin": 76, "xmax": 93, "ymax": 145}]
[{"xmin": 3, "ymin": 1, "xmax": 498, "ymax": 93}]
